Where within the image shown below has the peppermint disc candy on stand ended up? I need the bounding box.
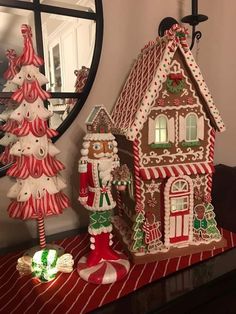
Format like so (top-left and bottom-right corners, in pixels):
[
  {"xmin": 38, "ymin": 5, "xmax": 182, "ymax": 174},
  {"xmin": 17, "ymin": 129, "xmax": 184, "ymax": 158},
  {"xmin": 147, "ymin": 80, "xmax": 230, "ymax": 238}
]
[{"xmin": 77, "ymin": 251, "xmax": 130, "ymax": 284}]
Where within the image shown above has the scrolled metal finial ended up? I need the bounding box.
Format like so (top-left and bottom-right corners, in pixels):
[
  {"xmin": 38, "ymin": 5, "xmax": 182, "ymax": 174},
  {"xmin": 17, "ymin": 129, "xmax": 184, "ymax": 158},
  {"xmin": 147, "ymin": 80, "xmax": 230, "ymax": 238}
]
[{"xmin": 190, "ymin": 30, "xmax": 202, "ymax": 50}]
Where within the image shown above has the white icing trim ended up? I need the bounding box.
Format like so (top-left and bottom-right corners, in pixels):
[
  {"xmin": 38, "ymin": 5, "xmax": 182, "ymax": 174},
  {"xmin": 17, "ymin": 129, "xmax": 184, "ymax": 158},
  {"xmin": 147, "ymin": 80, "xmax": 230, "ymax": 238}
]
[
  {"xmin": 151, "ymin": 104, "xmax": 199, "ymax": 111},
  {"xmin": 83, "ymin": 201, "xmax": 116, "ymax": 212},
  {"xmin": 178, "ymin": 44, "xmax": 225, "ymax": 132},
  {"xmin": 83, "ymin": 133, "xmax": 115, "ymax": 141},
  {"xmin": 88, "ymin": 225, "xmax": 113, "ymax": 235}
]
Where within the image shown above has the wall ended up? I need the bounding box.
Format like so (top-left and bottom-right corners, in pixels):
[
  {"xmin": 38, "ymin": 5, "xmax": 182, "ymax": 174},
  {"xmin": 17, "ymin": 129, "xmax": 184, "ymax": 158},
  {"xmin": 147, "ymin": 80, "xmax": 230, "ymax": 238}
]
[
  {"xmin": 0, "ymin": 0, "xmax": 233, "ymax": 248},
  {"xmin": 197, "ymin": 0, "xmax": 236, "ymax": 166}
]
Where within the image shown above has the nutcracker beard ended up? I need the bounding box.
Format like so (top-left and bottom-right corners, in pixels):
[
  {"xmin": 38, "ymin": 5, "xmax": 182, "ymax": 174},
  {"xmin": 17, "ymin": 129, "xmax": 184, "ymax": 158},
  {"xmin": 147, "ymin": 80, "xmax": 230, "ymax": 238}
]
[
  {"xmin": 98, "ymin": 158, "xmax": 113, "ymax": 185},
  {"xmin": 86, "ymin": 157, "xmax": 119, "ymax": 266}
]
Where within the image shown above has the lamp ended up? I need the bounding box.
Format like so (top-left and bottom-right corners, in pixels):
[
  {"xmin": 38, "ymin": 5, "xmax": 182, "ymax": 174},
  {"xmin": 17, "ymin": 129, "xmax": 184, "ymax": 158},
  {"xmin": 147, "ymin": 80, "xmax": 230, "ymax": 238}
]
[{"xmin": 158, "ymin": 0, "xmax": 208, "ymax": 50}]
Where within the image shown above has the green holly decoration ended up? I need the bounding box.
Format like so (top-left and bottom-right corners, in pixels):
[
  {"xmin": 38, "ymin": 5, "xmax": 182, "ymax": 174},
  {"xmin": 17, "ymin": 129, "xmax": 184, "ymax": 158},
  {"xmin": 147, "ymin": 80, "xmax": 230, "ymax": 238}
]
[
  {"xmin": 205, "ymin": 203, "xmax": 221, "ymax": 240},
  {"xmin": 166, "ymin": 76, "xmax": 185, "ymax": 94},
  {"xmin": 131, "ymin": 211, "xmax": 146, "ymax": 252},
  {"xmin": 89, "ymin": 211, "xmax": 111, "ymax": 231}
]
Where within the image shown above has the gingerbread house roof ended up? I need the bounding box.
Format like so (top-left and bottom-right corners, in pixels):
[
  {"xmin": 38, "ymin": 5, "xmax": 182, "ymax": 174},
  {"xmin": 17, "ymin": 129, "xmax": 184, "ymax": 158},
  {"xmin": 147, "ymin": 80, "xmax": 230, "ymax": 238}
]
[
  {"xmin": 86, "ymin": 105, "xmax": 114, "ymax": 126},
  {"xmin": 111, "ymin": 24, "xmax": 225, "ymax": 141}
]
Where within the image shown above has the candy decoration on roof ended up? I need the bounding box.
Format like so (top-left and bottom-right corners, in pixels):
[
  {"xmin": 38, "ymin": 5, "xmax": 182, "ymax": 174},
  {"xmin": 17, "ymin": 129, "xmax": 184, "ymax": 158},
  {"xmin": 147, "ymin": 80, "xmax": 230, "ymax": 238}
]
[
  {"xmin": 0, "ymin": 49, "xmax": 19, "ymax": 165},
  {"xmin": 5, "ymin": 24, "xmax": 72, "ymax": 279},
  {"xmin": 166, "ymin": 23, "xmax": 189, "ymax": 52}
]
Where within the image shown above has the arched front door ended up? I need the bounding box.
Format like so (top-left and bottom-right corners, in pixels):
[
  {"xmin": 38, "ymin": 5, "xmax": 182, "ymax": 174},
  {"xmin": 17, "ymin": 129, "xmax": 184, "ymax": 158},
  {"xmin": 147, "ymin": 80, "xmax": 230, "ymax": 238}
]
[{"xmin": 164, "ymin": 176, "xmax": 193, "ymax": 246}]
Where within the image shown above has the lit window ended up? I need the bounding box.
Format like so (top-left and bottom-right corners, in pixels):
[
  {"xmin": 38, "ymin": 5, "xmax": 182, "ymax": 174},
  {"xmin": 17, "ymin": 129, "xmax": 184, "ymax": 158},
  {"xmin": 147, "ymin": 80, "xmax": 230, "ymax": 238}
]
[
  {"xmin": 171, "ymin": 180, "xmax": 188, "ymax": 193},
  {"xmin": 155, "ymin": 116, "xmax": 168, "ymax": 143},
  {"xmin": 171, "ymin": 197, "xmax": 188, "ymax": 212},
  {"xmin": 186, "ymin": 114, "xmax": 197, "ymax": 141}
]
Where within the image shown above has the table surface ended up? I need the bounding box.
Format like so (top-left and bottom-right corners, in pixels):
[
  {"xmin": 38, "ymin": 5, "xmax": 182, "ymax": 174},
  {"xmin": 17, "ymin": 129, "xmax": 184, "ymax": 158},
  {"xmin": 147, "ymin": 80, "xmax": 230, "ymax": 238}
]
[{"xmin": 91, "ymin": 246, "xmax": 236, "ymax": 314}]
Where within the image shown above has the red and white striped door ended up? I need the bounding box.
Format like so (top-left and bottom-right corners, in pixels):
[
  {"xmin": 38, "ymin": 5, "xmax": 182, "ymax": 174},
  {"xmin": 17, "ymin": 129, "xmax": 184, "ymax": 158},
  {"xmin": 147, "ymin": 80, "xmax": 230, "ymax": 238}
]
[{"xmin": 165, "ymin": 177, "xmax": 193, "ymax": 245}]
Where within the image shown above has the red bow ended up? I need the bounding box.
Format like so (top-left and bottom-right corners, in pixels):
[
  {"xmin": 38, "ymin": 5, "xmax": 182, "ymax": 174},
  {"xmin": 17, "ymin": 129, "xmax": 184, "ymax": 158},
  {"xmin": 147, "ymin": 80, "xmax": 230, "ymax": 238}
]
[
  {"xmin": 169, "ymin": 73, "xmax": 183, "ymax": 85},
  {"xmin": 3, "ymin": 49, "xmax": 19, "ymax": 80}
]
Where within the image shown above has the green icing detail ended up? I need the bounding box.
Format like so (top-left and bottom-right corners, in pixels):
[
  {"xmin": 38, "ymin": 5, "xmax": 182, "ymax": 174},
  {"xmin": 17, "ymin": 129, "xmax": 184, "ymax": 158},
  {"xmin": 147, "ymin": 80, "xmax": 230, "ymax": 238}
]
[
  {"xmin": 194, "ymin": 218, "xmax": 207, "ymax": 230},
  {"xmin": 132, "ymin": 211, "xmax": 146, "ymax": 252},
  {"xmin": 176, "ymin": 31, "xmax": 185, "ymax": 38},
  {"xmin": 151, "ymin": 142, "xmax": 171, "ymax": 149},
  {"xmin": 89, "ymin": 211, "xmax": 112, "ymax": 230},
  {"xmin": 181, "ymin": 141, "xmax": 200, "ymax": 147},
  {"xmin": 112, "ymin": 180, "xmax": 131, "ymax": 186},
  {"xmin": 194, "ymin": 203, "xmax": 221, "ymax": 240},
  {"xmin": 166, "ymin": 77, "xmax": 185, "ymax": 94}
]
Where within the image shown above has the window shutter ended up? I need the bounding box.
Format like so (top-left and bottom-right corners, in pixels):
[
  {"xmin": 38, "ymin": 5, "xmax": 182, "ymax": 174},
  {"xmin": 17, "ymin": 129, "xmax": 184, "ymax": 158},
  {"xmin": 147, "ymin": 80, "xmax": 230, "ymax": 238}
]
[
  {"xmin": 148, "ymin": 117, "xmax": 155, "ymax": 144},
  {"xmin": 197, "ymin": 116, "xmax": 204, "ymax": 140},
  {"xmin": 179, "ymin": 115, "xmax": 186, "ymax": 142},
  {"xmin": 168, "ymin": 117, "xmax": 175, "ymax": 143}
]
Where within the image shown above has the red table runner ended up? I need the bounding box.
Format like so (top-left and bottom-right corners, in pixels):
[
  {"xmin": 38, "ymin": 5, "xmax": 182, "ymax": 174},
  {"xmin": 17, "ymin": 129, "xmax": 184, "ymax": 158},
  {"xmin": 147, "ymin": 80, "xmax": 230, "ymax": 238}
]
[{"xmin": 0, "ymin": 228, "xmax": 235, "ymax": 314}]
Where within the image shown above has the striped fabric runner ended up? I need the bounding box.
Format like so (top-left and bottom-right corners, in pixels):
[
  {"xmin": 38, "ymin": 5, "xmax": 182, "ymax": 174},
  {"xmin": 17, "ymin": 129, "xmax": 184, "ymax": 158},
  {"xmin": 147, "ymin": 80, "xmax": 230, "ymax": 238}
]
[{"xmin": 0, "ymin": 229, "xmax": 235, "ymax": 314}]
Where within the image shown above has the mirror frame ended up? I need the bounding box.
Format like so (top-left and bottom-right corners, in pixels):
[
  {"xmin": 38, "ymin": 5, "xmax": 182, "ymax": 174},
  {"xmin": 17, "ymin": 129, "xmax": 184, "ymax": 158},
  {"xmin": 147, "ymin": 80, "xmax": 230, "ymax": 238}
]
[{"xmin": 0, "ymin": 0, "xmax": 103, "ymax": 177}]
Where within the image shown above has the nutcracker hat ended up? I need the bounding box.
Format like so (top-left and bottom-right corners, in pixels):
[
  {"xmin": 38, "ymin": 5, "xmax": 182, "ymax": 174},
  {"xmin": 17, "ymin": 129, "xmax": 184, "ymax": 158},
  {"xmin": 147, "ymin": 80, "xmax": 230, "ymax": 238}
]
[{"xmin": 83, "ymin": 105, "xmax": 115, "ymax": 141}]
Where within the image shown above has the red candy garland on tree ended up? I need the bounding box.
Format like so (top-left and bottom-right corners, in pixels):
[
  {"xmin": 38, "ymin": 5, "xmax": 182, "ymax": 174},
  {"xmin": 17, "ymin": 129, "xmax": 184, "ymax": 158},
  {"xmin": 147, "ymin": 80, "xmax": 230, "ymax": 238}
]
[{"xmin": 6, "ymin": 24, "xmax": 70, "ymax": 249}]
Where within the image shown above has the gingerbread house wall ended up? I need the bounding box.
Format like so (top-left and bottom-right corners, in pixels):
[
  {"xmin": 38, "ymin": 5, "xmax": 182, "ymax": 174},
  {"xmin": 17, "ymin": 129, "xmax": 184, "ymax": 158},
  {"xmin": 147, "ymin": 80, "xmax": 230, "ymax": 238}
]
[
  {"xmin": 136, "ymin": 49, "xmax": 216, "ymax": 245},
  {"xmin": 114, "ymin": 135, "xmax": 136, "ymax": 225},
  {"xmin": 138, "ymin": 49, "xmax": 214, "ymax": 169}
]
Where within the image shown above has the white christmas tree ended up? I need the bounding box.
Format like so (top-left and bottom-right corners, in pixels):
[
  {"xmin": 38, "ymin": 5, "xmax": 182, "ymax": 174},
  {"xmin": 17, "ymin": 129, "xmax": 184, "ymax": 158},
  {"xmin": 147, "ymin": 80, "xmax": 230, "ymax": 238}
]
[
  {"xmin": 0, "ymin": 49, "xmax": 19, "ymax": 165},
  {"xmin": 6, "ymin": 24, "xmax": 70, "ymax": 249}
]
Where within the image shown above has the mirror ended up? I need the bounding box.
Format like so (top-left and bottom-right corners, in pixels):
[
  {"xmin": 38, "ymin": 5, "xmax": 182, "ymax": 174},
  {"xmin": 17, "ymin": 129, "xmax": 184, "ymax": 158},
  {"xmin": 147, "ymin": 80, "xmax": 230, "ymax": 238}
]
[{"xmin": 0, "ymin": 0, "xmax": 103, "ymax": 175}]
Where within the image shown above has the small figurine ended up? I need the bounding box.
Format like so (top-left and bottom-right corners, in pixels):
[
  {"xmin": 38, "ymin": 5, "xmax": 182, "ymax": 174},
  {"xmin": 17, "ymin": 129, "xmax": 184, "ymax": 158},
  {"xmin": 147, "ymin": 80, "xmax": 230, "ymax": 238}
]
[
  {"xmin": 77, "ymin": 105, "xmax": 130, "ymax": 284},
  {"xmin": 112, "ymin": 164, "xmax": 131, "ymax": 191}
]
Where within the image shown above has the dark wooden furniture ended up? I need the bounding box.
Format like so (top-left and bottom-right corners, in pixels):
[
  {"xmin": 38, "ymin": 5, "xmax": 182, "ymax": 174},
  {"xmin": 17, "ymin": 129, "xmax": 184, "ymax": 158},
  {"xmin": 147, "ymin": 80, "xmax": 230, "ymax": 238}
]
[{"xmin": 91, "ymin": 164, "xmax": 236, "ymax": 314}]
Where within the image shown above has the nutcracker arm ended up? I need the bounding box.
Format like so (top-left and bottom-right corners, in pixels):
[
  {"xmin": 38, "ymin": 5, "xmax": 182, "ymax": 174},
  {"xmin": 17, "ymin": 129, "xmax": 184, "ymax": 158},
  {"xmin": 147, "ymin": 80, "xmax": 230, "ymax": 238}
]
[{"xmin": 78, "ymin": 159, "xmax": 88, "ymax": 204}]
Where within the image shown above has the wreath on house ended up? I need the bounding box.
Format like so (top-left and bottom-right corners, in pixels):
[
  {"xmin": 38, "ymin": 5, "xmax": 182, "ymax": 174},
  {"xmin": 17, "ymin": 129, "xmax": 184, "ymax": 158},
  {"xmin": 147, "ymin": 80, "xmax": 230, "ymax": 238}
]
[{"xmin": 166, "ymin": 73, "xmax": 184, "ymax": 94}]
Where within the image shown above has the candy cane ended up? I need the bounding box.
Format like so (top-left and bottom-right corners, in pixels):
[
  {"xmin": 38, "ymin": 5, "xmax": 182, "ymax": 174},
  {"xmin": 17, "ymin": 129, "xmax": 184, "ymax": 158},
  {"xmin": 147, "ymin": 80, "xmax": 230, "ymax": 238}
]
[
  {"xmin": 206, "ymin": 129, "xmax": 216, "ymax": 197},
  {"xmin": 133, "ymin": 138, "xmax": 143, "ymax": 212},
  {"xmin": 38, "ymin": 215, "xmax": 46, "ymax": 249},
  {"xmin": 166, "ymin": 24, "xmax": 189, "ymax": 53}
]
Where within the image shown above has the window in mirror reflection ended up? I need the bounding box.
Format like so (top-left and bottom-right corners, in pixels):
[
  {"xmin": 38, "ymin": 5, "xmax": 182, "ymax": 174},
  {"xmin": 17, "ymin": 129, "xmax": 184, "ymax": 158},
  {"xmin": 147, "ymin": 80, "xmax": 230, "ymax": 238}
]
[
  {"xmin": 0, "ymin": 7, "xmax": 35, "ymax": 91},
  {"xmin": 42, "ymin": 12, "xmax": 95, "ymax": 92},
  {"xmin": 47, "ymin": 98, "xmax": 77, "ymax": 129},
  {"xmin": 41, "ymin": 0, "xmax": 95, "ymax": 12},
  {"xmin": 0, "ymin": 0, "xmax": 101, "ymax": 174}
]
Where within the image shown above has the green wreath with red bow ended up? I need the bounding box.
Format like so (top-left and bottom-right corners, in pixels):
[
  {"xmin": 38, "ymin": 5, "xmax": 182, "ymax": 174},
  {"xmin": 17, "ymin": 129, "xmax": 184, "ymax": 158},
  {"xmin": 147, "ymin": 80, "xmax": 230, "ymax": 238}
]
[{"xmin": 166, "ymin": 73, "xmax": 185, "ymax": 94}]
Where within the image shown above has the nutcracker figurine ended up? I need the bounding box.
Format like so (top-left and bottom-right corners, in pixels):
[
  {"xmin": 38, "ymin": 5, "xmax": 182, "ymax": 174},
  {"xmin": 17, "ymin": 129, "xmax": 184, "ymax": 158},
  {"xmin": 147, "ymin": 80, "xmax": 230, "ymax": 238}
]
[{"xmin": 77, "ymin": 105, "xmax": 130, "ymax": 284}]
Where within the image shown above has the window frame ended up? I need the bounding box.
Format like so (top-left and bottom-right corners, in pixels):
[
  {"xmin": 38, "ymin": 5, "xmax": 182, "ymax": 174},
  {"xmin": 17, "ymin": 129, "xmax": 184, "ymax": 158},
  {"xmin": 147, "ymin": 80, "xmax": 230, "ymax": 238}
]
[
  {"xmin": 185, "ymin": 113, "xmax": 198, "ymax": 142},
  {"xmin": 171, "ymin": 180, "xmax": 188, "ymax": 193},
  {"xmin": 170, "ymin": 196, "xmax": 189, "ymax": 213},
  {"xmin": 155, "ymin": 114, "xmax": 168, "ymax": 144}
]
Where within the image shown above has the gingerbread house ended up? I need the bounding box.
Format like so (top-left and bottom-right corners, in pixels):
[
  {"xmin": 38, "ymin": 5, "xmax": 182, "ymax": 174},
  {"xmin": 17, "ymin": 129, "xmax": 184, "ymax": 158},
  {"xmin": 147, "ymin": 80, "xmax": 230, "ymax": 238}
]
[{"xmin": 111, "ymin": 24, "xmax": 226, "ymax": 264}]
